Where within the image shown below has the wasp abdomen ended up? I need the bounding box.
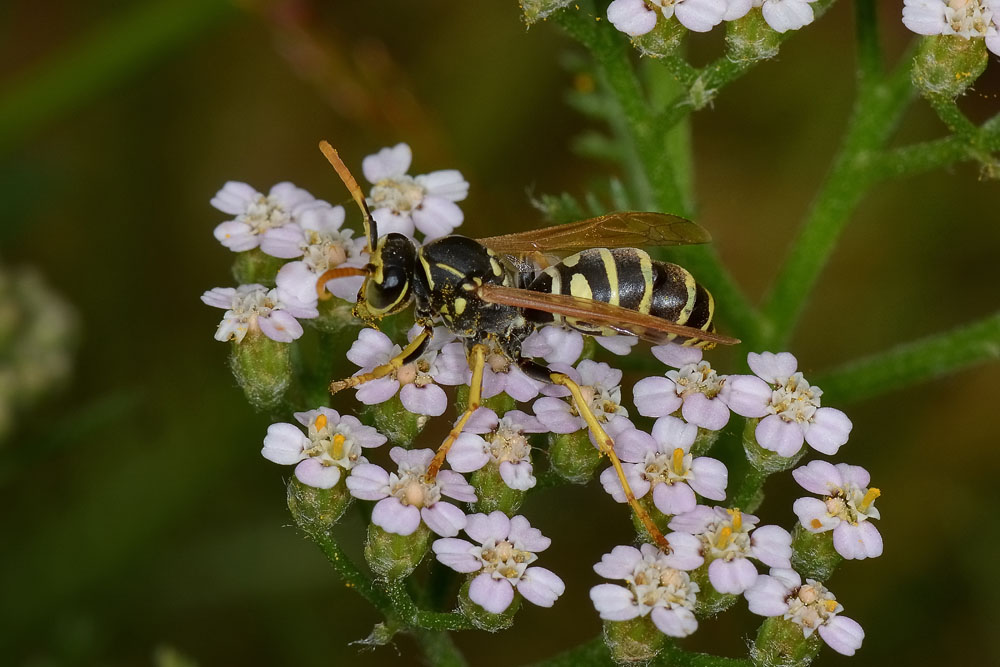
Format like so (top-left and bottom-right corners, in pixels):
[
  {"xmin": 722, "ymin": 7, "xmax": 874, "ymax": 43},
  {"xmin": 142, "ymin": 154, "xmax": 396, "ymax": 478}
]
[{"xmin": 525, "ymin": 248, "xmax": 715, "ymax": 344}]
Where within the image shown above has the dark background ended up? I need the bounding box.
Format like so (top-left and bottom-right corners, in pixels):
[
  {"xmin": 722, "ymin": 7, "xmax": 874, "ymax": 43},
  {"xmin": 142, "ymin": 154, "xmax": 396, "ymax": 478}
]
[{"xmin": 1, "ymin": 1, "xmax": 998, "ymax": 665}]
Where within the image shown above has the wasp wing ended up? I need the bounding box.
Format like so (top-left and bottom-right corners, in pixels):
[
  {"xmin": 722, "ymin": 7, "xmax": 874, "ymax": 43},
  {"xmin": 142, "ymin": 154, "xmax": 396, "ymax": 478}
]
[
  {"xmin": 477, "ymin": 212, "xmax": 711, "ymax": 256},
  {"xmin": 477, "ymin": 285, "xmax": 740, "ymax": 347}
]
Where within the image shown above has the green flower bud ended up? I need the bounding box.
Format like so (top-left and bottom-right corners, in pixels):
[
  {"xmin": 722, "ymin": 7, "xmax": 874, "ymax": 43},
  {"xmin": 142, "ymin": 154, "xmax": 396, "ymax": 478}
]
[
  {"xmin": 354, "ymin": 621, "xmax": 400, "ymax": 648},
  {"xmin": 632, "ymin": 16, "xmax": 686, "ymax": 59},
  {"xmin": 309, "ymin": 296, "xmax": 362, "ymax": 334},
  {"xmin": 790, "ymin": 523, "xmax": 842, "ymax": 582},
  {"xmin": 690, "ymin": 426, "xmax": 720, "ymax": 457},
  {"xmin": 912, "ymin": 34, "xmax": 988, "ymax": 99},
  {"xmin": 689, "ymin": 564, "xmax": 737, "ymax": 617},
  {"xmin": 458, "ymin": 576, "xmax": 522, "ymax": 631},
  {"xmin": 742, "ymin": 418, "xmax": 805, "ymax": 474},
  {"xmin": 725, "ymin": 9, "xmax": 781, "ymax": 64},
  {"xmin": 364, "ymin": 522, "xmax": 431, "ymax": 580},
  {"xmin": 471, "ymin": 462, "xmax": 525, "ymax": 514},
  {"xmin": 229, "ymin": 331, "xmax": 292, "ymax": 411},
  {"xmin": 630, "ymin": 495, "xmax": 671, "ymax": 541},
  {"xmin": 602, "ymin": 616, "xmax": 665, "ymax": 664},
  {"xmin": 752, "ymin": 616, "xmax": 822, "ymax": 667},
  {"xmin": 549, "ymin": 429, "xmax": 602, "ymax": 483},
  {"xmin": 231, "ymin": 248, "xmax": 286, "ymax": 285},
  {"xmin": 455, "ymin": 384, "xmax": 515, "ymax": 416},
  {"xmin": 519, "ymin": 0, "xmax": 572, "ymax": 25},
  {"xmin": 286, "ymin": 476, "xmax": 353, "ymax": 539},
  {"xmin": 365, "ymin": 395, "xmax": 428, "ymax": 448}
]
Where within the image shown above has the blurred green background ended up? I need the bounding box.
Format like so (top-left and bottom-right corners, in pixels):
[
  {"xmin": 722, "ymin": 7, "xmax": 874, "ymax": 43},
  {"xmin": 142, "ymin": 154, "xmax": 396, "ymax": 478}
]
[{"xmin": 1, "ymin": 1, "xmax": 998, "ymax": 665}]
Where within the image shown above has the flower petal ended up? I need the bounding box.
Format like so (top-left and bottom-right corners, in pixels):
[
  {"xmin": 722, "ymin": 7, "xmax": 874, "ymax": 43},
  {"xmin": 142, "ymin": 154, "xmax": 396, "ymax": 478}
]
[
  {"xmin": 421, "ymin": 502, "xmax": 467, "ymax": 537},
  {"xmin": 400, "ymin": 383, "xmax": 448, "ymax": 417},
  {"xmin": 432, "ymin": 537, "xmax": 482, "ymax": 573},
  {"xmin": 372, "ymin": 497, "xmax": 421, "ymax": 536},
  {"xmin": 651, "ymin": 606, "xmax": 698, "ymax": 637},
  {"xmin": 468, "ymin": 572, "xmax": 515, "ymax": 614},
  {"xmin": 261, "ymin": 423, "xmax": 308, "ymax": 464},
  {"xmin": 818, "ymin": 615, "xmax": 864, "ymax": 656},
  {"xmin": 755, "ymin": 415, "xmax": 804, "ymax": 457},
  {"xmin": 804, "ymin": 407, "xmax": 852, "ymax": 455},
  {"xmin": 294, "ymin": 458, "xmax": 342, "ymax": 489},
  {"xmin": 593, "ymin": 545, "xmax": 642, "ymax": 579},
  {"xmin": 633, "ymin": 376, "xmax": 682, "ymax": 418},
  {"xmin": 518, "ymin": 567, "xmax": 565, "ymax": 607},
  {"xmin": 589, "ymin": 583, "xmax": 640, "ymax": 621},
  {"xmin": 362, "ymin": 143, "xmax": 412, "ymax": 183},
  {"xmin": 708, "ymin": 557, "xmax": 758, "ymax": 594}
]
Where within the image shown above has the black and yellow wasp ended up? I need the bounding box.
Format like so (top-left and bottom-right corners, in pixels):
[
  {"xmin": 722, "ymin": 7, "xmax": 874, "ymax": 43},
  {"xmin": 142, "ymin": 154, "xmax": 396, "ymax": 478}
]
[{"xmin": 315, "ymin": 141, "xmax": 738, "ymax": 547}]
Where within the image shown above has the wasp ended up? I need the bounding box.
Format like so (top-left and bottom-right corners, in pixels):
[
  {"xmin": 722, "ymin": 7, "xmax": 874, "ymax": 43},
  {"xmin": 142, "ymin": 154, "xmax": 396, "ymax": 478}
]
[{"xmin": 314, "ymin": 141, "xmax": 739, "ymax": 548}]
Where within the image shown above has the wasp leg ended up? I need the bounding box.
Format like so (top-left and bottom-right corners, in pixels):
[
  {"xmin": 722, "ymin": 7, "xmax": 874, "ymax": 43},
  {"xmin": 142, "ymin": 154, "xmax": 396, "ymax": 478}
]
[
  {"xmin": 541, "ymin": 363, "xmax": 670, "ymax": 550},
  {"xmin": 426, "ymin": 343, "xmax": 488, "ymax": 479},
  {"xmin": 329, "ymin": 326, "xmax": 432, "ymax": 395}
]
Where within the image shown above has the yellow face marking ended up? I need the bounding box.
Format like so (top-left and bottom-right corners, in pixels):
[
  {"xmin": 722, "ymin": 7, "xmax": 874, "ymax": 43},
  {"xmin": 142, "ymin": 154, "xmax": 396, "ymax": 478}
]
[
  {"xmin": 454, "ymin": 297, "xmax": 467, "ymax": 315},
  {"xmin": 562, "ymin": 253, "xmax": 581, "ymax": 268},
  {"xmin": 417, "ymin": 249, "xmax": 435, "ymax": 290},
  {"xmin": 637, "ymin": 251, "xmax": 654, "ymax": 314},
  {"xmin": 569, "ymin": 273, "xmax": 592, "ymax": 300},
  {"xmin": 373, "ymin": 237, "xmax": 388, "ymax": 283},
  {"xmin": 598, "ymin": 249, "xmax": 619, "ymax": 306},
  {"xmin": 676, "ymin": 267, "xmax": 697, "ymax": 325}
]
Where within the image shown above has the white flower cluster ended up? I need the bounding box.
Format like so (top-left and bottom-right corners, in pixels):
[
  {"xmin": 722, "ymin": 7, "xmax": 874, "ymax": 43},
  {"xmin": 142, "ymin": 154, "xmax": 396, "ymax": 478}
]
[
  {"xmin": 607, "ymin": 0, "xmax": 820, "ymax": 37},
  {"xmin": 903, "ymin": 0, "xmax": 1000, "ymax": 55},
  {"xmin": 201, "ymin": 144, "xmax": 468, "ymax": 343}
]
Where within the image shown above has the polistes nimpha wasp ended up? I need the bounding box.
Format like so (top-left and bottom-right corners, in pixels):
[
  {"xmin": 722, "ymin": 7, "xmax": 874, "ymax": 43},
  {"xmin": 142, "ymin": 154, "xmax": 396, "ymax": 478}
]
[{"xmin": 314, "ymin": 141, "xmax": 739, "ymax": 548}]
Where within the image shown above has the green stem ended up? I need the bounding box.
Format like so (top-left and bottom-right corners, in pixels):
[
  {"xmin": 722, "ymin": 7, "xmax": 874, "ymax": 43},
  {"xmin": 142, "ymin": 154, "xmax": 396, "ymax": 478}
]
[
  {"xmin": 384, "ymin": 579, "xmax": 475, "ymax": 632},
  {"xmin": 308, "ymin": 527, "xmax": 397, "ymax": 620},
  {"xmin": 0, "ymin": 0, "xmax": 233, "ymax": 153},
  {"xmin": 854, "ymin": 0, "xmax": 882, "ymax": 93},
  {"xmin": 413, "ymin": 629, "xmax": 469, "ymax": 667},
  {"xmin": 817, "ymin": 311, "xmax": 1000, "ymax": 403},
  {"xmin": 760, "ymin": 48, "xmax": 916, "ymax": 347}
]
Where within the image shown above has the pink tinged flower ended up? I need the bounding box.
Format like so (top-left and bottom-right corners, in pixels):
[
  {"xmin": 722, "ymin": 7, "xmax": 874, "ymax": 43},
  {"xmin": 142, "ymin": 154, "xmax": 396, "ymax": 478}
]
[
  {"xmin": 792, "ymin": 460, "xmax": 882, "ymax": 560},
  {"xmin": 201, "ymin": 283, "xmax": 317, "ymax": 343},
  {"xmin": 432, "ymin": 512, "xmax": 564, "ymax": 613},
  {"xmin": 722, "ymin": 351, "xmax": 852, "ymax": 457},
  {"xmin": 362, "ymin": 143, "xmax": 468, "ymax": 241},
  {"xmin": 758, "ymin": 0, "xmax": 819, "ymax": 33},
  {"xmin": 607, "ymin": 0, "xmax": 658, "ymax": 36},
  {"xmin": 447, "ymin": 409, "xmax": 546, "ymax": 491},
  {"xmin": 346, "ymin": 447, "xmax": 475, "ymax": 537},
  {"xmin": 521, "ymin": 326, "xmax": 585, "ymax": 365},
  {"xmin": 534, "ymin": 359, "xmax": 627, "ymax": 433},
  {"xmin": 211, "ymin": 181, "xmax": 326, "ymax": 252},
  {"xmin": 261, "ymin": 408, "xmax": 386, "ymax": 489},
  {"xmin": 590, "ymin": 543, "xmax": 701, "ymax": 637},
  {"xmin": 669, "ymin": 506, "xmax": 791, "ymax": 595},
  {"xmin": 344, "ymin": 327, "xmax": 452, "ymax": 416},
  {"xmin": 636, "ymin": 346, "xmax": 731, "ymax": 430},
  {"xmin": 601, "ymin": 416, "xmax": 727, "ymax": 515},
  {"xmin": 595, "ymin": 335, "xmax": 639, "ymax": 356},
  {"xmin": 745, "ymin": 568, "xmax": 864, "ymax": 656}
]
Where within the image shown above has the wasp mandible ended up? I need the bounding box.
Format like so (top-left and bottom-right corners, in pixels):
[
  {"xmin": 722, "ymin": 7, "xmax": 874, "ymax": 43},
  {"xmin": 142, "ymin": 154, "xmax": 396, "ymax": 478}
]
[{"xmin": 314, "ymin": 141, "xmax": 739, "ymax": 548}]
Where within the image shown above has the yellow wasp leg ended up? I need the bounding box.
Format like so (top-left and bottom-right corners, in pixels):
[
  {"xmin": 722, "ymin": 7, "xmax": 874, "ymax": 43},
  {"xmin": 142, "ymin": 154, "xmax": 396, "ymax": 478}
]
[
  {"xmin": 550, "ymin": 372, "xmax": 671, "ymax": 551},
  {"xmin": 329, "ymin": 327, "xmax": 432, "ymax": 395},
  {"xmin": 426, "ymin": 343, "xmax": 488, "ymax": 479}
]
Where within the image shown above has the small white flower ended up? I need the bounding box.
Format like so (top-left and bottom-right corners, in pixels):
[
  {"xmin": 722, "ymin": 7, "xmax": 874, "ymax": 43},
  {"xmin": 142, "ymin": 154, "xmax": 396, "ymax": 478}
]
[
  {"xmin": 607, "ymin": 0, "xmax": 728, "ymax": 36},
  {"xmin": 261, "ymin": 408, "xmax": 386, "ymax": 488},
  {"xmin": 722, "ymin": 351, "xmax": 852, "ymax": 457},
  {"xmin": 363, "ymin": 143, "xmax": 468, "ymax": 241},
  {"xmin": 590, "ymin": 543, "xmax": 701, "ymax": 637},
  {"xmin": 259, "ymin": 204, "xmax": 368, "ymax": 303},
  {"xmin": 746, "ymin": 568, "xmax": 865, "ymax": 656},
  {"xmin": 447, "ymin": 409, "xmax": 548, "ymax": 490},
  {"xmin": 902, "ymin": 0, "xmax": 1000, "ymax": 55},
  {"xmin": 201, "ymin": 280, "xmax": 318, "ymax": 343},
  {"xmin": 211, "ymin": 181, "xmax": 326, "ymax": 252},
  {"xmin": 792, "ymin": 460, "xmax": 882, "ymax": 560},
  {"xmin": 432, "ymin": 512, "xmax": 565, "ymax": 613},
  {"xmin": 725, "ymin": 0, "xmax": 819, "ymax": 33},
  {"xmin": 669, "ymin": 506, "xmax": 792, "ymax": 595},
  {"xmin": 346, "ymin": 447, "xmax": 476, "ymax": 537},
  {"xmin": 634, "ymin": 344, "xmax": 731, "ymax": 431},
  {"xmin": 532, "ymin": 360, "xmax": 627, "ymax": 433}
]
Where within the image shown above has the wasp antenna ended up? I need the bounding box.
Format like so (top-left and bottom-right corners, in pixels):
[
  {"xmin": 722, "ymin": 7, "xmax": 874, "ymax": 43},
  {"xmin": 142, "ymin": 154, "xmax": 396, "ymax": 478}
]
[
  {"xmin": 314, "ymin": 266, "xmax": 371, "ymax": 299},
  {"xmin": 318, "ymin": 140, "xmax": 378, "ymax": 252}
]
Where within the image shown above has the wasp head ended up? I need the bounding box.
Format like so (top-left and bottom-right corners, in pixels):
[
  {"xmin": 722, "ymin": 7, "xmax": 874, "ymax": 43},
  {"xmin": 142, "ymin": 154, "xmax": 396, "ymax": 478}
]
[{"xmin": 354, "ymin": 233, "xmax": 417, "ymax": 321}]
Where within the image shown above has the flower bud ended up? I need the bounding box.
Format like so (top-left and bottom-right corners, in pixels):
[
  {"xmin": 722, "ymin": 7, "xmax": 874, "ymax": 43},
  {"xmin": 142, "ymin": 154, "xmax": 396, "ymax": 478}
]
[
  {"xmin": 742, "ymin": 418, "xmax": 805, "ymax": 474},
  {"xmin": 519, "ymin": 0, "xmax": 572, "ymax": 25},
  {"xmin": 458, "ymin": 576, "xmax": 522, "ymax": 631},
  {"xmin": 912, "ymin": 34, "xmax": 988, "ymax": 99},
  {"xmin": 725, "ymin": 9, "xmax": 781, "ymax": 63},
  {"xmin": 231, "ymin": 248, "xmax": 286, "ymax": 285},
  {"xmin": 752, "ymin": 616, "xmax": 822, "ymax": 667},
  {"xmin": 229, "ymin": 331, "xmax": 291, "ymax": 411},
  {"xmin": 364, "ymin": 522, "xmax": 431, "ymax": 580},
  {"xmin": 286, "ymin": 476, "xmax": 352, "ymax": 539},
  {"xmin": 602, "ymin": 616, "xmax": 665, "ymax": 664},
  {"xmin": 549, "ymin": 429, "xmax": 602, "ymax": 483},
  {"xmin": 690, "ymin": 565, "xmax": 737, "ymax": 616},
  {"xmin": 690, "ymin": 426, "xmax": 720, "ymax": 457},
  {"xmin": 632, "ymin": 15, "xmax": 686, "ymax": 58},
  {"xmin": 455, "ymin": 384, "xmax": 515, "ymax": 416},
  {"xmin": 471, "ymin": 462, "xmax": 525, "ymax": 514},
  {"xmin": 365, "ymin": 395, "xmax": 428, "ymax": 448},
  {"xmin": 630, "ymin": 495, "xmax": 671, "ymax": 541},
  {"xmin": 309, "ymin": 296, "xmax": 361, "ymax": 334},
  {"xmin": 790, "ymin": 523, "xmax": 842, "ymax": 582},
  {"xmin": 353, "ymin": 622, "xmax": 399, "ymax": 648}
]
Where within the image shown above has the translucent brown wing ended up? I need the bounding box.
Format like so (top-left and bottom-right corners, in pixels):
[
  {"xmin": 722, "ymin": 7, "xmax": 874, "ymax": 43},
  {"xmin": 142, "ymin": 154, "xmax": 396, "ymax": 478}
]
[
  {"xmin": 477, "ymin": 211, "xmax": 711, "ymax": 255},
  {"xmin": 477, "ymin": 285, "xmax": 740, "ymax": 346}
]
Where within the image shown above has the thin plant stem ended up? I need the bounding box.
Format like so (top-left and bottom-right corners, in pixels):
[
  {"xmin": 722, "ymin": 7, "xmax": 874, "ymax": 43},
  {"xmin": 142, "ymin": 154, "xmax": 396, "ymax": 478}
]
[{"xmin": 816, "ymin": 311, "xmax": 1000, "ymax": 403}]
